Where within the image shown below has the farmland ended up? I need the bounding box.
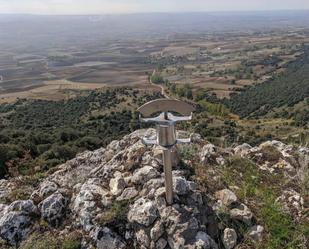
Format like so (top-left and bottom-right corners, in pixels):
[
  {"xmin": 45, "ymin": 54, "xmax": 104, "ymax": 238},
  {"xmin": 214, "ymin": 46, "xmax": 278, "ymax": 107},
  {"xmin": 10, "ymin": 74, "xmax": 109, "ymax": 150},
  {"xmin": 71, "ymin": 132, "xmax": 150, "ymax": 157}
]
[{"xmin": 1, "ymin": 12, "xmax": 309, "ymax": 103}]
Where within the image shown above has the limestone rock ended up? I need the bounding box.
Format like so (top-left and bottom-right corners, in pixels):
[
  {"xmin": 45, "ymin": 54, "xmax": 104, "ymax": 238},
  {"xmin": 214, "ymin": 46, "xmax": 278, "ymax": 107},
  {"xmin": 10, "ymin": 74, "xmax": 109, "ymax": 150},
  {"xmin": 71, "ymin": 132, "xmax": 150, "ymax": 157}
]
[
  {"xmin": 136, "ymin": 229, "xmax": 150, "ymax": 248},
  {"xmin": 248, "ymin": 225, "xmax": 264, "ymax": 243},
  {"xmin": 195, "ymin": 231, "xmax": 211, "ymax": 248},
  {"xmin": 156, "ymin": 238, "xmax": 168, "ymax": 249},
  {"xmin": 128, "ymin": 197, "xmax": 158, "ymax": 226},
  {"xmin": 0, "ymin": 211, "xmax": 32, "ymax": 246},
  {"xmin": 276, "ymin": 190, "xmax": 304, "ymax": 218},
  {"xmin": 230, "ymin": 204, "xmax": 253, "ymax": 226},
  {"xmin": 116, "ymin": 187, "xmax": 138, "ymax": 201},
  {"xmin": 39, "ymin": 191, "xmax": 68, "ymax": 226},
  {"xmin": 234, "ymin": 143, "xmax": 252, "ymax": 157},
  {"xmin": 215, "ymin": 189, "xmax": 237, "ymax": 206},
  {"xmin": 39, "ymin": 180, "xmax": 58, "ymax": 198},
  {"xmin": 200, "ymin": 144, "xmax": 217, "ymax": 163},
  {"xmin": 131, "ymin": 166, "xmax": 160, "ymax": 184},
  {"xmin": 222, "ymin": 228, "xmax": 237, "ymax": 249},
  {"xmin": 8, "ymin": 200, "xmax": 38, "ymax": 215},
  {"xmin": 173, "ymin": 176, "xmax": 189, "ymax": 195},
  {"xmin": 0, "ymin": 199, "xmax": 39, "ymax": 245},
  {"xmin": 73, "ymin": 178, "xmax": 112, "ymax": 231},
  {"xmin": 109, "ymin": 175, "xmax": 126, "ymax": 196},
  {"xmin": 92, "ymin": 227, "xmax": 126, "ymax": 249},
  {"xmin": 150, "ymin": 220, "xmax": 165, "ymax": 241}
]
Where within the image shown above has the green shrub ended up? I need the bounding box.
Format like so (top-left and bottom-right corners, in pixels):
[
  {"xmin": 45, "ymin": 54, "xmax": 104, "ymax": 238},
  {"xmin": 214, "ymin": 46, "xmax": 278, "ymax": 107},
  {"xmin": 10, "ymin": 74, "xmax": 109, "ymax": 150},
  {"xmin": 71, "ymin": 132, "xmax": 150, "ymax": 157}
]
[
  {"xmin": 20, "ymin": 233, "xmax": 58, "ymax": 249},
  {"xmin": 97, "ymin": 201, "xmax": 129, "ymax": 225}
]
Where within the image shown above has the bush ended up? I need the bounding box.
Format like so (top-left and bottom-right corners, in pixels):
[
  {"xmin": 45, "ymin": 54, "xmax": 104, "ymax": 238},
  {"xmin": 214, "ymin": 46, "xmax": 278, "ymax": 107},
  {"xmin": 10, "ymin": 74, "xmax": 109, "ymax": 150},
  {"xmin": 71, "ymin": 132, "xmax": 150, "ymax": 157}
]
[
  {"xmin": 20, "ymin": 233, "xmax": 58, "ymax": 249},
  {"xmin": 97, "ymin": 201, "xmax": 129, "ymax": 225}
]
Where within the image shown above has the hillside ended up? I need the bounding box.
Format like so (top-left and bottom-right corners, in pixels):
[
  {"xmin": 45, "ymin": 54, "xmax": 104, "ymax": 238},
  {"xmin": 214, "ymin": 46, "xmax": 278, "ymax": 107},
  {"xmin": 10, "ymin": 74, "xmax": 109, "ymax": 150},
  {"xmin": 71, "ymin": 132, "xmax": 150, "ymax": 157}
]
[
  {"xmin": 0, "ymin": 129, "xmax": 308, "ymax": 249},
  {"xmin": 226, "ymin": 46, "xmax": 309, "ymax": 118},
  {"xmin": 0, "ymin": 88, "xmax": 162, "ymax": 178}
]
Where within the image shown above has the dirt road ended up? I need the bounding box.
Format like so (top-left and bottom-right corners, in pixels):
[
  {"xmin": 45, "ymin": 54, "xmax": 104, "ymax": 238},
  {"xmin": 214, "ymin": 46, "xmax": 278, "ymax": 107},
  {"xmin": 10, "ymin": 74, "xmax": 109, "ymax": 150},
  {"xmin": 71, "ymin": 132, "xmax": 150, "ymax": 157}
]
[{"xmin": 149, "ymin": 69, "xmax": 171, "ymax": 99}]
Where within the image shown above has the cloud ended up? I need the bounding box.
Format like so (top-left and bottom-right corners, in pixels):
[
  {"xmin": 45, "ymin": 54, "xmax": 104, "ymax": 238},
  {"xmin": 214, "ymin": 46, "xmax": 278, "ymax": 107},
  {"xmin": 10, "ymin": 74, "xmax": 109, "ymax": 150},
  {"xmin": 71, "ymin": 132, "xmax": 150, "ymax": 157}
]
[{"xmin": 0, "ymin": 0, "xmax": 308, "ymax": 14}]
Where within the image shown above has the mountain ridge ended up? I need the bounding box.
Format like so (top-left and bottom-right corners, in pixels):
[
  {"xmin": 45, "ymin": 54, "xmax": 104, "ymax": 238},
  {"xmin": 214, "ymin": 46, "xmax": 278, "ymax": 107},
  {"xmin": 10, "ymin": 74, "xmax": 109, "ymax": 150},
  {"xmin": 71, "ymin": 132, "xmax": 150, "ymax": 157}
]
[{"xmin": 0, "ymin": 129, "xmax": 308, "ymax": 248}]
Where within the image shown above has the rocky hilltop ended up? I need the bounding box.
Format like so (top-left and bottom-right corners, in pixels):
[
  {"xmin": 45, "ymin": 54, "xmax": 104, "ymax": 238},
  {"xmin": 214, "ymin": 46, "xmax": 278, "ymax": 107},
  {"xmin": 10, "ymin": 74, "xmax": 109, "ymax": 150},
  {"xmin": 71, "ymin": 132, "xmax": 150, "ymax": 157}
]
[{"xmin": 0, "ymin": 129, "xmax": 308, "ymax": 249}]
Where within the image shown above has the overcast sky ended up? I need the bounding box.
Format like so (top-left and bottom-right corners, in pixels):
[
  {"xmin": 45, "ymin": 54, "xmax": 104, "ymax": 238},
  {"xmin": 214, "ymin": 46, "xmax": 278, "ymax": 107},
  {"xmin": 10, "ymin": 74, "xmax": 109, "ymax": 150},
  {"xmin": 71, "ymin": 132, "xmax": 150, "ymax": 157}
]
[{"xmin": 0, "ymin": 0, "xmax": 309, "ymax": 15}]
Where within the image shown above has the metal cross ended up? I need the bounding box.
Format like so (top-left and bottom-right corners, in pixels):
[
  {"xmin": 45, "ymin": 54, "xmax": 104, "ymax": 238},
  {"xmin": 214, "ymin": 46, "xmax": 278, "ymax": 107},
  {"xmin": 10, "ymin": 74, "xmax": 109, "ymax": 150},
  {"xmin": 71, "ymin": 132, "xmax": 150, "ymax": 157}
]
[{"xmin": 138, "ymin": 99, "xmax": 195, "ymax": 205}]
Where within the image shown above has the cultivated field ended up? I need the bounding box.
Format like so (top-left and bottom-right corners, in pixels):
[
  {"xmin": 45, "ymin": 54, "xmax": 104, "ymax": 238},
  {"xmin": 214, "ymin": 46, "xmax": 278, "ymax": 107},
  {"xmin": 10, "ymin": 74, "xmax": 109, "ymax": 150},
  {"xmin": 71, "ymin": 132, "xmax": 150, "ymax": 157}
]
[{"xmin": 1, "ymin": 15, "xmax": 309, "ymax": 102}]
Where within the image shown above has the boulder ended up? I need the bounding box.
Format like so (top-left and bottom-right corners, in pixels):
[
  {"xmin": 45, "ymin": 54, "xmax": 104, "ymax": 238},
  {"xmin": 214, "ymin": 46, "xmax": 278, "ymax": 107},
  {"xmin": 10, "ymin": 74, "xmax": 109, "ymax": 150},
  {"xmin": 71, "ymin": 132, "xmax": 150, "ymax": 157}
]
[
  {"xmin": 150, "ymin": 220, "xmax": 165, "ymax": 241},
  {"xmin": 234, "ymin": 143, "xmax": 252, "ymax": 157},
  {"xmin": 128, "ymin": 197, "xmax": 158, "ymax": 226},
  {"xmin": 92, "ymin": 227, "xmax": 126, "ymax": 249},
  {"xmin": 200, "ymin": 144, "xmax": 217, "ymax": 163},
  {"xmin": 230, "ymin": 204, "xmax": 253, "ymax": 226},
  {"xmin": 116, "ymin": 187, "xmax": 138, "ymax": 201},
  {"xmin": 39, "ymin": 180, "xmax": 58, "ymax": 198},
  {"xmin": 222, "ymin": 228, "xmax": 237, "ymax": 249},
  {"xmin": 131, "ymin": 166, "xmax": 160, "ymax": 184},
  {"xmin": 39, "ymin": 191, "xmax": 68, "ymax": 226},
  {"xmin": 73, "ymin": 178, "xmax": 112, "ymax": 231},
  {"xmin": 8, "ymin": 200, "xmax": 38, "ymax": 215},
  {"xmin": 109, "ymin": 175, "xmax": 126, "ymax": 196},
  {"xmin": 195, "ymin": 231, "xmax": 211, "ymax": 248},
  {"xmin": 215, "ymin": 189, "xmax": 237, "ymax": 206},
  {"xmin": 156, "ymin": 238, "xmax": 168, "ymax": 249},
  {"xmin": 248, "ymin": 225, "xmax": 264, "ymax": 243},
  {"xmin": 0, "ymin": 199, "xmax": 39, "ymax": 245},
  {"xmin": 173, "ymin": 176, "xmax": 189, "ymax": 195},
  {"xmin": 0, "ymin": 211, "xmax": 32, "ymax": 246},
  {"xmin": 136, "ymin": 229, "xmax": 150, "ymax": 248}
]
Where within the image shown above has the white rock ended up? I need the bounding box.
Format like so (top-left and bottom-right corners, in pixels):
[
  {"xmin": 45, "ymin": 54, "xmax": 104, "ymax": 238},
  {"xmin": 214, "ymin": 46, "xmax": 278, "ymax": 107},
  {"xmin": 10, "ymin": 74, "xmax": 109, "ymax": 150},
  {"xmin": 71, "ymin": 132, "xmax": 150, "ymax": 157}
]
[
  {"xmin": 215, "ymin": 189, "xmax": 237, "ymax": 206},
  {"xmin": 230, "ymin": 204, "xmax": 253, "ymax": 226},
  {"xmin": 0, "ymin": 199, "xmax": 39, "ymax": 245},
  {"xmin": 136, "ymin": 229, "xmax": 150, "ymax": 248},
  {"xmin": 200, "ymin": 144, "xmax": 217, "ymax": 163},
  {"xmin": 248, "ymin": 225, "xmax": 264, "ymax": 243},
  {"xmin": 276, "ymin": 190, "xmax": 304, "ymax": 217},
  {"xmin": 116, "ymin": 187, "xmax": 138, "ymax": 201},
  {"xmin": 128, "ymin": 197, "xmax": 158, "ymax": 226},
  {"xmin": 73, "ymin": 178, "xmax": 111, "ymax": 230},
  {"xmin": 191, "ymin": 133, "xmax": 202, "ymax": 142},
  {"xmin": 109, "ymin": 176, "xmax": 126, "ymax": 196},
  {"xmin": 131, "ymin": 166, "xmax": 160, "ymax": 184},
  {"xmin": 222, "ymin": 228, "xmax": 237, "ymax": 249},
  {"xmin": 39, "ymin": 180, "xmax": 58, "ymax": 198},
  {"xmin": 234, "ymin": 143, "xmax": 252, "ymax": 157},
  {"xmin": 150, "ymin": 220, "xmax": 165, "ymax": 241}
]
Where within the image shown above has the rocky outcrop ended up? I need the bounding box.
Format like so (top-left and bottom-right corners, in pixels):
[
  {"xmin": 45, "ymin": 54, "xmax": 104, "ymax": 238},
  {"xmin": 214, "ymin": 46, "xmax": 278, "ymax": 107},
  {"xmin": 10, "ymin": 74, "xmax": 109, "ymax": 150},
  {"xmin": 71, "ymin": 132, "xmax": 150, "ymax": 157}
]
[
  {"xmin": 0, "ymin": 129, "xmax": 307, "ymax": 248},
  {"xmin": 0, "ymin": 200, "xmax": 38, "ymax": 245},
  {"xmin": 39, "ymin": 191, "xmax": 68, "ymax": 227}
]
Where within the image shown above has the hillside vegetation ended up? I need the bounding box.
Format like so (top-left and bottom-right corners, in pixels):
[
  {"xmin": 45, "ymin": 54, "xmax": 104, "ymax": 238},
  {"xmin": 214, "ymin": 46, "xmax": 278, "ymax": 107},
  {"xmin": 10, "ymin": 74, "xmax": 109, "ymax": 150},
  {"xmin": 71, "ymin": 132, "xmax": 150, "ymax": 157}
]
[
  {"xmin": 0, "ymin": 88, "xmax": 161, "ymax": 178},
  {"xmin": 227, "ymin": 46, "xmax": 309, "ymax": 118}
]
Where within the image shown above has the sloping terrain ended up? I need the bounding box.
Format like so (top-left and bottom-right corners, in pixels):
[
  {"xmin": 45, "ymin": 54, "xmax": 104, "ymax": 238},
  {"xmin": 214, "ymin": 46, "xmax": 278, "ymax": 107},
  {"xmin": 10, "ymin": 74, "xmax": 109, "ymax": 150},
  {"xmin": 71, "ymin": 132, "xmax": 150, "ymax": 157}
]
[
  {"xmin": 0, "ymin": 88, "xmax": 162, "ymax": 178},
  {"xmin": 0, "ymin": 129, "xmax": 307, "ymax": 248},
  {"xmin": 226, "ymin": 46, "xmax": 309, "ymax": 118}
]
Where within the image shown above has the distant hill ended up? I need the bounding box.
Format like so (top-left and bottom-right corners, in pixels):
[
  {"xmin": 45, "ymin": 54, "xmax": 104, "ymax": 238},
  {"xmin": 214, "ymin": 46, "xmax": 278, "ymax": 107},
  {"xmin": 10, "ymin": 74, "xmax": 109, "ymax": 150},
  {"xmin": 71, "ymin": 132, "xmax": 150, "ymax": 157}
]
[
  {"xmin": 1, "ymin": 11, "xmax": 309, "ymax": 49},
  {"xmin": 226, "ymin": 45, "xmax": 309, "ymax": 118}
]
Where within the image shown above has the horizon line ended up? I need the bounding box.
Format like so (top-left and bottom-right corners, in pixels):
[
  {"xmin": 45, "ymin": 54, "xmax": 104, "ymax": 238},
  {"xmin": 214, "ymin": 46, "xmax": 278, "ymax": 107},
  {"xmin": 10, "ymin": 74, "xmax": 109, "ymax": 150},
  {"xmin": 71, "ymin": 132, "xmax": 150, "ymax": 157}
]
[{"xmin": 1, "ymin": 9, "xmax": 309, "ymax": 16}]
